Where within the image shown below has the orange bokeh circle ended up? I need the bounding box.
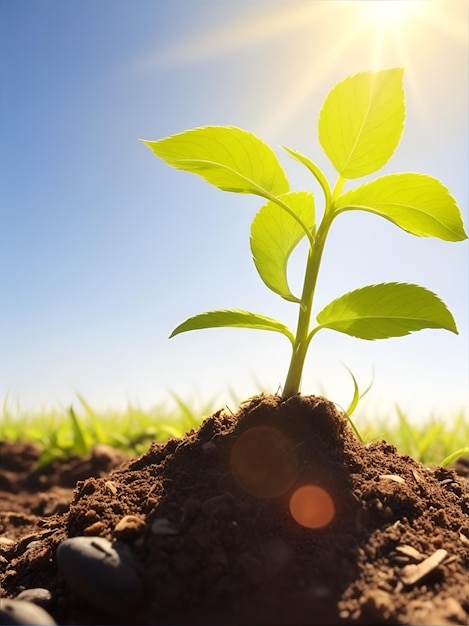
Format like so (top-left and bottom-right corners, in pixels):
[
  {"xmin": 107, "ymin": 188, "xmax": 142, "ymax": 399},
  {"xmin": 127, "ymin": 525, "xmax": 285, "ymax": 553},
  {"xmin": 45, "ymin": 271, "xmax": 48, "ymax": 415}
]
[
  {"xmin": 230, "ymin": 426, "xmax": 298, "ymax": 498},
  {"xmin": 289, "ymin": 485, "xmax": 335, "ymax": 529}
]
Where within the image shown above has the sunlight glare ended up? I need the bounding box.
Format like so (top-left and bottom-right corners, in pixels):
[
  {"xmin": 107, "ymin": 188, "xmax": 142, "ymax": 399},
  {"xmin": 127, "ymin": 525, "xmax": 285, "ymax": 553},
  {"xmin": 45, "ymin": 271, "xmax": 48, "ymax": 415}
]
[
  {"xmin": 129, "ymin": 0, "xmax": 466, "ymax": 141},
  {"xmin": 362, "ymin": 1, "xmax": 424, "ymax": 30}
]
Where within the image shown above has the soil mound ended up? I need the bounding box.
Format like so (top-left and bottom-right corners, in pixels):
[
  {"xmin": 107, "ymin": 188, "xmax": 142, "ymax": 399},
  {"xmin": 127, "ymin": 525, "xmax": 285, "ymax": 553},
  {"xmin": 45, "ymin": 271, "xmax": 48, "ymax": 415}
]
[{"xmin": 1, "ymin": 394, "xmax": 468, "ymax": 624}]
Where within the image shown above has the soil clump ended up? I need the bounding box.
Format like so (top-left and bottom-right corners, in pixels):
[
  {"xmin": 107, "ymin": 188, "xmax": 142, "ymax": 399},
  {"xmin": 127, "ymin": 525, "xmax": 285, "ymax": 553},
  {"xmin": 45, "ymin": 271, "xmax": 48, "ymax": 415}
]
[{"xmin": 1, "ymin": 394, "xmax": 468, "ymax": 624}]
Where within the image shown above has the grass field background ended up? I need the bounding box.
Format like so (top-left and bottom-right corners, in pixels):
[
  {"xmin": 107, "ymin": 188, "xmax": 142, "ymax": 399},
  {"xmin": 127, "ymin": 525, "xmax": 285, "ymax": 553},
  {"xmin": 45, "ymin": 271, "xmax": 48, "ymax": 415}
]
[{"xmin": 1, "ymin": 391, "xmax": 467, "ymax": 469}]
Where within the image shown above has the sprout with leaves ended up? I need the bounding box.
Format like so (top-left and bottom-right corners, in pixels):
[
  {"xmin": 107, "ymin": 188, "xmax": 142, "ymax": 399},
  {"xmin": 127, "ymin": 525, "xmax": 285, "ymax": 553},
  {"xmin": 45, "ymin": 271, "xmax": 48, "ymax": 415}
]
[{"xmin": 142, "ymin": 68, "xmax": 467, "ymax": 397}]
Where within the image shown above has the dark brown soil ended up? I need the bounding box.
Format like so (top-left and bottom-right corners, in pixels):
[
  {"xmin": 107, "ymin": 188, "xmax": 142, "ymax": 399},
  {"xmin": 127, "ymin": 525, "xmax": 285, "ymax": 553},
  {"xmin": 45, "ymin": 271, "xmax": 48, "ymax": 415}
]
[{"xmin": 1, "ymin": 394, "xmax": 468, "ymax": 625}]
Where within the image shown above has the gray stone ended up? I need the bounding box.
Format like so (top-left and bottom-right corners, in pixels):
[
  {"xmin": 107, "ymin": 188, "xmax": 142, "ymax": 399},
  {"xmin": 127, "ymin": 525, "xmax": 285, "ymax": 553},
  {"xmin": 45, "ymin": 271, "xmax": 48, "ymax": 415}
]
[
  {"xmin": 56, "ymin": 536, "xmax": 144, "ymax": 614},
  {"xmin": 0, "ymin": 599, "xmax": 56, "ymax": 625}
]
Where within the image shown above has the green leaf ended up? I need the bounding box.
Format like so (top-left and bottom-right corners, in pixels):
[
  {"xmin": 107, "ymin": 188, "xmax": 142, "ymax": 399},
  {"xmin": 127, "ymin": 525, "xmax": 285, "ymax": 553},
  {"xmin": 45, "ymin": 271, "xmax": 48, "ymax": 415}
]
[
  {"xmin": 343, "ymin": 365, "xmax": 373, "ymax": 420},
  {"xmin": 250, "ymin": 191, "xmax": 315, "ymax": 302},
  {"xmin": 335, "ymin": 173, "xmax": 468, "ymax": 241},
  {"xmin": 141, "ymin": 126, "xmax": 289, "ymax": 197},
  {"xmin": 318, "ymin": 68, "xmax": 405, "ymax": 179},
  {"xmin": 68, "ymin": 406, "xmax": 88, "ymax": 456},
  {"xmin": 316, "ymin": 283, "xmax": 458, "ymax": 340},
  {"xmin": 170, "ymin": 309, "xmax": 294, "ymax": 344},
  {"xmin": 283, "ymin": 146, "xmax": 331, "ymax": 203}
]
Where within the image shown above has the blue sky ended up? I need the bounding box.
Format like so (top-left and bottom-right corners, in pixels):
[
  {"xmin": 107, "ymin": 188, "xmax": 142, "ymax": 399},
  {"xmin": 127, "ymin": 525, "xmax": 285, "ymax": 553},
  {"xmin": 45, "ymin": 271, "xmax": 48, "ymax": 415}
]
[{"xmin": 1, "ymin": 0, "xmax": 468, "ymax": 421}]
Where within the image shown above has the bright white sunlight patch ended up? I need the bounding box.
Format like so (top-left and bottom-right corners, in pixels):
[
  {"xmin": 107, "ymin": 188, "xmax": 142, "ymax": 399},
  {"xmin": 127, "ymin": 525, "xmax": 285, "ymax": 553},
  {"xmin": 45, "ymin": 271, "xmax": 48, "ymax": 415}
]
[{"xmin": 362, "ymin": 1, "xmax": 424, "ymax": 30}]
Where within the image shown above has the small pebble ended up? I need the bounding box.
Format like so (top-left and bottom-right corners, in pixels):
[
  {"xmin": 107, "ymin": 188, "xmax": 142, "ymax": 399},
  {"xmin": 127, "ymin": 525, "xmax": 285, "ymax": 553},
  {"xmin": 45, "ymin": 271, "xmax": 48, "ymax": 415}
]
[
  {"xmin": 0, "ymin": 599, "xmax": 56, "ymax": 625},
  {"xmin": 84, "ymin": 521, "xmax": 106, "ymax": 536},
  {"xmin": 15, "ymin": 588, "xmax": 52, "ymax": 608},
  {"xmin": 0, "ymin": 537, "xmax": 16, "ymax": 550},
  {"xmin": 56, "ymin": 536, "xmax": 144, "ymax": 614},
  {"xmin": 104, "ymin": 480, "xmax": 118, "ymax": 495},
  {"xmin": 114, "ymin": 514, "xmax": 145, "ymax": 537}
]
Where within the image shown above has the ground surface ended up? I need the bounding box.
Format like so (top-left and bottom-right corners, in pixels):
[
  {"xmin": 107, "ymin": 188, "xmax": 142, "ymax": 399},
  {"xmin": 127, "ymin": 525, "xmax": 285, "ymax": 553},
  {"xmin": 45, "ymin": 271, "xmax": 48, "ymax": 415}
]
[{"xmin": 1, "ymin": 394, "xmax": 468, "ymax": 625}]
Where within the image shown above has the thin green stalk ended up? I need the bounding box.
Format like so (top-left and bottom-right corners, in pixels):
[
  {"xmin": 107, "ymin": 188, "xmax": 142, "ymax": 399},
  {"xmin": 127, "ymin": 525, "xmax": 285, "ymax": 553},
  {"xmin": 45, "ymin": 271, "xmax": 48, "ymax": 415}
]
[
  {"xmin": 331, "ymin": 175, "xmax": 345, "ymax": 200},
  {"xmin": 440, "ymin": 446, "xmax": 469, "ymax": 468},
  {"xmin": 282, "ymin": 213, "xmax": 334, "ymax": 396},
  {"xmin": 282, "ymin": 176, "xmax": 344, "ymax": 397}
]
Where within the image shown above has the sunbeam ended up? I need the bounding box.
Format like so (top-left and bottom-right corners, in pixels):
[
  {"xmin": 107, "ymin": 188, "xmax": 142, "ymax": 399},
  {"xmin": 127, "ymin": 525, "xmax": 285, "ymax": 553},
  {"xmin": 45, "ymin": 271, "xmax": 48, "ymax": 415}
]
[{"xmin": 130, "ymin": 1, "xmax": 465, "ymax": 140}]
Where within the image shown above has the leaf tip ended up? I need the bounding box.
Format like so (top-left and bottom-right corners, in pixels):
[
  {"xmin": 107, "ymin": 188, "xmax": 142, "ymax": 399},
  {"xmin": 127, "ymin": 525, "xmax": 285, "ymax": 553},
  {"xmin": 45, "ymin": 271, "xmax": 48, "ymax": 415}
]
[{"xmin": 139, "ymin": 138, "xmax": 153, "ymax": 149}]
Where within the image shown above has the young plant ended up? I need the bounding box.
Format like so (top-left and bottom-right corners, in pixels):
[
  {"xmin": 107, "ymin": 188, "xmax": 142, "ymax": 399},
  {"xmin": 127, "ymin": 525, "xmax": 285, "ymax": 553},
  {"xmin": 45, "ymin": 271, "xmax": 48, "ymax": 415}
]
[{"xmin": 142, "ymin": 68, "xmax": 467, "ymax": 397}]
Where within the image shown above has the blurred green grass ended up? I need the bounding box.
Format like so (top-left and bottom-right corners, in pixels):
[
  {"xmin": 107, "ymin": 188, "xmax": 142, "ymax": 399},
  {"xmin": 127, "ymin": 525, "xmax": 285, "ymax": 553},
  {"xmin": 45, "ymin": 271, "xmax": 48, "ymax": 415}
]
[{"xmin": 1, "ymin": 392, "xmax": 467, "ymax": 468}]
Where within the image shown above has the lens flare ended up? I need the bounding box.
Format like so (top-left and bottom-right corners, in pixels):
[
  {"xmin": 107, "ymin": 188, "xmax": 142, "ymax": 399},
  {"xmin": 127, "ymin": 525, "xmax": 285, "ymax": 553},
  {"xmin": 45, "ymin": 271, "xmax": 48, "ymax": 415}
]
[
  {"xmin": 230, "ymin": 426, "xmax": 298, "ymax": 498},
  {"xmin": 289, "ymin": 485, "xmax": 335, "ymax": 529}
]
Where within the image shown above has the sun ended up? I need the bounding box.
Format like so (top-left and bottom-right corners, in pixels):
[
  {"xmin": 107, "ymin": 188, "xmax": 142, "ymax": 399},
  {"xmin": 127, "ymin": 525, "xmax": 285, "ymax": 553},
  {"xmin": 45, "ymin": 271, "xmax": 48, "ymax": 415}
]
[{"xmin": 362, "ymin": 1, "xmax": 424, "ymax": 30}]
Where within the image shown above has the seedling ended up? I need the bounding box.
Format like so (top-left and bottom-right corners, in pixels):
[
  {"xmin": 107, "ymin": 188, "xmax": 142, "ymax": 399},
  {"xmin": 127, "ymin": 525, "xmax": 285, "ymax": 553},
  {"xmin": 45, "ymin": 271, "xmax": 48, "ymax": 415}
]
[{"xmin": 142, "ymin": 68, "xmax": 467, "ymax": 397}]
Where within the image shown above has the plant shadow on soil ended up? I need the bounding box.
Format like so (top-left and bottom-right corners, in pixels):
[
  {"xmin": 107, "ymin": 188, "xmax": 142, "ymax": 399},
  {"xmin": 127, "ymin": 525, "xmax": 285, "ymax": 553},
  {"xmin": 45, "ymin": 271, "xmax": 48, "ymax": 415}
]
[{"xmin": 1, "ymin": 394, "xmax": 469, "ymax": 625}]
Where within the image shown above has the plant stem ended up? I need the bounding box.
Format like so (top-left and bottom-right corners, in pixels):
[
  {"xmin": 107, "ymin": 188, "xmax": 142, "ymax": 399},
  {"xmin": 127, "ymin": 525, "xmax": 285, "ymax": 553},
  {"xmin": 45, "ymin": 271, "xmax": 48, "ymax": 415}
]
[
  {"xmin": 282, "ymin": 176, "xmax": 344, "ymax": 397},
  {"xmin": 282, "ymin": 211, "xmax": 334, "ymax": 396}
]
